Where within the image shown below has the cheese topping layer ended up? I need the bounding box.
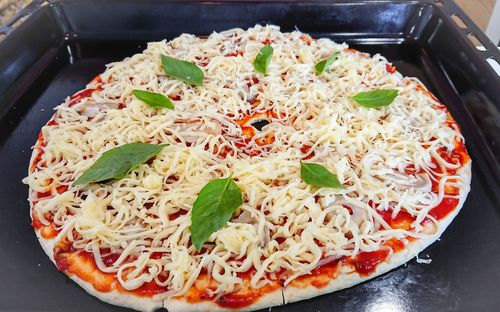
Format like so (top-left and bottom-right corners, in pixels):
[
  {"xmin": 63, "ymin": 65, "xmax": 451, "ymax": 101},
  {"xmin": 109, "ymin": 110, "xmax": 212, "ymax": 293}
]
[{"xmin": 25, "ymin": 25, "xmax": 468, "ymax": 297}]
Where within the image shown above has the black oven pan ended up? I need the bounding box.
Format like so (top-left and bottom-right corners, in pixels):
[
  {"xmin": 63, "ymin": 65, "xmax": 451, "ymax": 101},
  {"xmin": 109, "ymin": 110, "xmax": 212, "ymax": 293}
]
[{"xmin": 0, "ymin": 1, "xmax": 499, "ymax": 311}]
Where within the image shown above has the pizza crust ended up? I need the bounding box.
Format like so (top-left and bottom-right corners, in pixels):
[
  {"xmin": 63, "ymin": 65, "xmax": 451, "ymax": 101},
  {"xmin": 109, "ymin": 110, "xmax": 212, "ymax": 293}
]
[
  {"xmin": 164, "ymin": 289, "xmax": 285, "ymax": 312},
  {"xmin": 60, "ymin": 272, "xmax": 163, "ymax": 312},
  {"xmin": 31, "ymin": 209, "xmax": 163, "ymax": 312},
  {"xmin": 282, "ymin": 161, "xmax": 471, "ymax": 305},
  {"xmin": 25, "ymin": 26, "xmax": 473, "ymax": 312},
  {"xmin": 28, "ymin": 159, "xmax": 163, "ymax": 312},
  {"xmin": 27, "ymin": 109, "xmax": 472, "ymax": 312}
]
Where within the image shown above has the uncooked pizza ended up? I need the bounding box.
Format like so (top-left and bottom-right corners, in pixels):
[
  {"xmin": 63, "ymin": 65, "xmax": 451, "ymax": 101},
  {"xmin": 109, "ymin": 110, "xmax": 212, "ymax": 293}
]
[{"xmin": 23, "ymin": 25, "xmax": 471, "ymax": 311}]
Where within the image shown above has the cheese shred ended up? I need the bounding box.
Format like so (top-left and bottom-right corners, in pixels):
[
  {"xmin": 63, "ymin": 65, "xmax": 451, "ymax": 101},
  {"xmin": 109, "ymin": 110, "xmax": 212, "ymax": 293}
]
[{"xmin": 25, "ymin": 25, "xmax": 468, "ymax": 298}]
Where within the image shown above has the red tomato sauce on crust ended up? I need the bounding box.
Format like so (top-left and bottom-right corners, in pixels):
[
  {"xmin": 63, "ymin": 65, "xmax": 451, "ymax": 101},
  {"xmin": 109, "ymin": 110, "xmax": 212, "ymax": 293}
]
[
  {"xmin": 168, "ymin": 209, "xmax": 188, "ymax": 221},
  {"xmin": 216, "ymin": 282, "xmax": 280, "ymax": 308},
  {"xmin": 414, "ymin": 83, "xmax": 440, "ymax": 102},
  {"xmin": 183, "ymin": 270, "xmax": 282, "ymax": 308},
  {"xmin": 385, "ymin": 238, "xmax": 405, "ymax": 253},
  {"xmin": 300, "ymin": 144, "xmax": 315, "ymax": 160},
  {"xmin": 68, "ymin": 89, "xmax": 98, "ymax": 107},
  {"xmin": 217, "ymin": 292, "xmax": 261, "ymax": 309},
  {"xmin": 47, "ymin": 119, "xmax": 58, "ymax": 126},
  {"xmin": 54, "ymin": 248, "xmax": 168, "ymax": 297},
  {"xmin": 68, "ymin": 75, "xmax": 103, "ymax": 107},
  {"xmin": 30, "ymin": 73, "xmax": 471, "ymax": 306},
  {"xmin": 31, "ymin": 212, "xmax": 44, "ymax": 230},
  {"xmin": 380, "ymin": 209, "xmax": 416, "ymax": 230},
  {"xmin": 224, "ymin": 50, "xmax": 243, "ymax": 57},
  {"xmin": 40, "ymin": 223, "xmax": 59, "ymax": 239},
  {"xmin": 347, "ymin": 249, "xmax": 390, "ymax": 276},
  {"xmin": 131, "ymin": 280, "xmax": 168, "ymax": 296},
  {"xmin": 386, "ymin": 64, "xmax": 396, "ymax": 73},
  {"xmin": 429, "ymin": 198, "xmax": 460, "ymax": 220},
  {"xmin": 291, "ymin": 257, "xmax": 344, "ymax": 288}
]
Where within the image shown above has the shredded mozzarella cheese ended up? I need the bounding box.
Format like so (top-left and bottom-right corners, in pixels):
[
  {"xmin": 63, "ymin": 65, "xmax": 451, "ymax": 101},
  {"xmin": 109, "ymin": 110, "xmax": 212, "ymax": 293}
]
[{"xmin": 24, "ymin": 25, "xmax": 468, "ymax": 297}]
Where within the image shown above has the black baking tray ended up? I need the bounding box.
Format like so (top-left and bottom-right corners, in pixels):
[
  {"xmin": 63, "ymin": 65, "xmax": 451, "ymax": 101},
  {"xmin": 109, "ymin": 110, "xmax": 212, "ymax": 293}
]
[{"xmin": 1, "ymin": 1, "xmax": 499, "ymax": 311}]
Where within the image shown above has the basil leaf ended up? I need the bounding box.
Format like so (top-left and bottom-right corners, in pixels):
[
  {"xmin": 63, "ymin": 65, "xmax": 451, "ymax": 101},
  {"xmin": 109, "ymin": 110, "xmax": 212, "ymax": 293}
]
[
  {"xmin": 352, "ymin": 89, "xmax": 399, "ymax": 108},
  {"xmin": 132, "ymin": 90, "xmax": 174, "ymax": 109},
  {"xmin": 301, "ymin": 162, "xmax": 344, "ymax": 189},
  {"xmin": 161, "ymin": 55, "xmax": 204, "ymax": 86},
  {"xmin": 254, "ymin": 44, "xmax": 273, "ymax": 75},
  {"xmin": 191, "ymin": 176, "xmax": 243, "ymax": 251},
  {"xmin": 73, "ymin": 143, "xmax": 166, "ymax": 185},
  {"xmin": 315, "ymin": 52, "xmax": 340, "ymax": 75}
]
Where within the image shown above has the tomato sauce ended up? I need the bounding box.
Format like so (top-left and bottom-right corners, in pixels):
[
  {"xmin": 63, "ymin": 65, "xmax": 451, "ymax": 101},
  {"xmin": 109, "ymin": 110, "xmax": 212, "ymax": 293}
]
[
  {"xmin": 217, "ymin": 282, "xmax": 280, "ymax": 308},
  {"xmin": 437, "ymin": 140, "xmax": 470, "ymax": 169},
  {"xmin": 347, "ymin": 249, "xmax": 390, "ymax": 276},
  {"xmin": 54, "ymin": 247, "xmax": 169, "ymax": 297},
  {"xmin": 187, "ymin": 290, "xmax": 214, "ymax": 303},
  {"xmin": 344, "ymin": 48, "xmax": 369, "ymax": 57},
  {"xmin": 234, "ymin": 111, "xmax": 273, "ymax": 129},
  {"xmin": 30, "ymin": 128, "xmax": 50, "ymax": 172},
  {"xmin": 30, "ymin": 151, "xmax": 43, "ymax": 173},
  {"xmin": 385, "ymin": 238, "xmax": 405, "ymax": 253},
  {"xmin": 291, "ymin": 257, "xmax": 344, "ymax": 288},
  {"xmin": 224, "ymin": 50, "xmax": 243, "ymax": 57},
  {"xmin": 425, "ymin": 140, "xmax": 468, "ymax": 219},
  {"xmin": 31, "ymin": 212, "xmax": 44, "ymax": 230},
  {"xmin": 68, "ymin": 88, "xmax": 98, "ymax": 106},
  {"xmin": 299, "ymin": 34, "xmax": 312, "ymax": 45},
  {"xmin": 40, "ymin": 223, "xmax": 59, "ymax": 239},
  {"xmin": 67, "ymin": 75, "xmax": 104, "ymax": 107},
  {"xmin": 300, "ymin": 144, "xmax": 315, "ymax": 160},
  {"xmin": 56, "ymin": 185, "xmax": 68, "ymax": 194},
  {"xmin": 183, "ymin": 269, "xmax": 283, "ymax": 308},
  {"xmin": 379, "ymin": 209, "xmax": 416, "ymax": 230},
  {"xmin": 29, "ymin": 69, "xmax": 471, "ymax": 306},
  {"xmin": 36, "ymin": 190, "xmax": 52, "ymax": 199},
  {"xmin": 414, "ymin": 83, "xmax": 440, "ymax": 102},
  {"xmin": 291, "ymin": 241, "xmax": 402, "ymax": 290},
  {"xmin": 131, "ymin": 281, "xmax": 168, "ymax": 296},
  {"xmin": 168, "ymin": 209, "xmax": 188, "ymax": 221},
  {"xmin": 102, "ymin": 253, "xmax": 120, "ymax": 267},
  {"xmin": 227, "ymin": 109, "xmax": 277, "ymax": 157},
  {"xmin": 217, "ymin": 292, "xmax": 260, "ymax": 309},
  {"xmin": 245, "ymin": 76, "xmax": 260, "ymax": 88},
  {"xmin": 429, "ymin": 198, "xmax": 459, "ymax": 220},
  {"xmin": 386, "ymin": 64, "xmax": 396, "ymax": 73},
  {"xmin": 90, "ymin": 75, "xmax": 103, "ymax": 86},
  {"xmin": 54, "ymin": 251, "xmax": 117, "ymax": 292}
]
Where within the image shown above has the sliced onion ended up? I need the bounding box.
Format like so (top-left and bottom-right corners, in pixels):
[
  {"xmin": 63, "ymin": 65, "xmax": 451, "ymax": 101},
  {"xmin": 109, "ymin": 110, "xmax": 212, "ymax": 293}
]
[
  {"xmin": 234, "ymin": 210, "xmax": 253, "ymax": 223},
  {"xmin": 315, "ymin": 255, "xmax": 341, "ymax": 268}
]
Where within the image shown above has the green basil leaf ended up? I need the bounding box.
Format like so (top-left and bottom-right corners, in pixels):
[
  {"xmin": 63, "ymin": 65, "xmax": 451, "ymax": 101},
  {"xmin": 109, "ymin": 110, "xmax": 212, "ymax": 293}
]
[
  {"xmin": 132, "ymin": 90, "xmax": 174, "ymax": 109},
  {"xmin": 254, "ymin": 44, "xmax": 273, "ymax": 75},
  {"xmin": 161, "ymin": 55, "xmax": 204, "ymax": 86},
  {"xmin": 191, "ymin": 176, "xmax": 243, "ymax": 251},
  {"xmin": 352, "ymin": 89, "xmax": 399, "ymax": 108},
  {"xmin": 301, "ymin": 162, "xmax": 344, "ymax": 189},
  {"xmin": 73, "ymin": 143, "xmax": 166, "ymax": 185},
  {"xmin": 315, "ymin": 52, "xmax": 340, "ymax": 75}
]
